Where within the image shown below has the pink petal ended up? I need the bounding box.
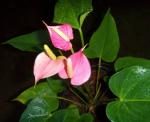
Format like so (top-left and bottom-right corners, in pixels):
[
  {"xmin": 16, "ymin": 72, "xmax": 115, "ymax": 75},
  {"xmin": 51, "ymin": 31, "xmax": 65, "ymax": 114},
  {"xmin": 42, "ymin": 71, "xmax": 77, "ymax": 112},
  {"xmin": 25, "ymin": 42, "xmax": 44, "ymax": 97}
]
[
  {"xmin": 58, "ymin": 24, "xmax": 74, "ymax": 40},
  {"xmin": 45, "ymin": 23, "xmax": 73, "ymax": 51},
  {"xmin": 58, "ymin": 68, "xmax": 68, "ymax": 79},
  {"xmin": 70, "ymin": 50, "xmax": 91, "ymax": 86},
  {"xmin": 58, "ymin": 50, "xmax": 91, "ymax": 86},
  {"xmin": 33, "ymin": 52, "xmax": 64, "ymax": 84}
]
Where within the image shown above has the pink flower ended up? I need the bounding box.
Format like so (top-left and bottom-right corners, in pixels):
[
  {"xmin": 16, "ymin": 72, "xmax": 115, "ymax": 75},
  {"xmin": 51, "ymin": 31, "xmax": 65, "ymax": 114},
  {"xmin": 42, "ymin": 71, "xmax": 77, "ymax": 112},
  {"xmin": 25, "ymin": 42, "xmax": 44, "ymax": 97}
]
[
  {"xmin": 59, "ymin": 49, "xmax": 91, "ymax": 86},
  {"xmin": 33, "ymin": 52, "xmax": 65, "ymax": 84},
  {"xmin": 33, "ymin": 45, "xmax": 91, "ymax": 86},
  {"xmin": 43, "ymin": 22, "xmax": 74, "ymax": 51}
]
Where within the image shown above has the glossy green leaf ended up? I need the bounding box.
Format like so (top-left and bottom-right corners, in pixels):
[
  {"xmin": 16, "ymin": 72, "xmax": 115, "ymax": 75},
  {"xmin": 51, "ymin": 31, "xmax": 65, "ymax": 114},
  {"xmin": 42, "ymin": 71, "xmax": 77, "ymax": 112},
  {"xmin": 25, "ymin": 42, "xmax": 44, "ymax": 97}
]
[
  {"xmin": 106, "ymin": 66, "xmax": 150, "ymax": 122},
  {"xmin": 15, "ymin": 82, "xmax": 51, "ymax": 104},
  {"xmin": 115, "ymin": 56, "xmax": 150, "ymax": 71},
  {"xmin": 20, "ymin": 96, "xmax": 58, "ymax": 122},
  {"xmin": 48, "ymin": 105, "xmax": 80, "ymax": 122},
  {"xmin": 48, "ymin": 105, "xmax": 94, "ymax": 122},
  {"xmin": 85, "ymin": 9, "xmax": 120, "ymax": 62},
  {"xmin": 47, "ymin": 78, "xmax": 65, "ymax": 93},
  {"xmin": 15, "ymin": 79, "xmax": 64, "ymax": 104},
  {"xmin": 4, "ymin": 30, "xmax": 49, "ymax": 52},
  {"xmin": 53, "ymin": 0, "xmax": 92, "ymax": 29}
]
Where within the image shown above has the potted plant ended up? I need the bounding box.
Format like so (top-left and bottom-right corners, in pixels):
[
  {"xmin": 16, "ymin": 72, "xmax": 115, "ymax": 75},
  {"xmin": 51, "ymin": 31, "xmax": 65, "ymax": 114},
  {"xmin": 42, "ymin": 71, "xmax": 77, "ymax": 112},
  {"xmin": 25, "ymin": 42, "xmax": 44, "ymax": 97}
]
[{"xmin": 5, "ymin": 0, "xmax": 150, "ymax": 122}]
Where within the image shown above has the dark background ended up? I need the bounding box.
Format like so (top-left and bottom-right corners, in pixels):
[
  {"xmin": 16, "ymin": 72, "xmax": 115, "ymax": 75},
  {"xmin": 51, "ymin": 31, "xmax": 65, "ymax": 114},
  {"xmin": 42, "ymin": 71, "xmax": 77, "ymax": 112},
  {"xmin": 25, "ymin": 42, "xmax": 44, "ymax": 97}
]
[{"xmin": 0, "ymin": 0, "xmax": 150, "ymax": 122}]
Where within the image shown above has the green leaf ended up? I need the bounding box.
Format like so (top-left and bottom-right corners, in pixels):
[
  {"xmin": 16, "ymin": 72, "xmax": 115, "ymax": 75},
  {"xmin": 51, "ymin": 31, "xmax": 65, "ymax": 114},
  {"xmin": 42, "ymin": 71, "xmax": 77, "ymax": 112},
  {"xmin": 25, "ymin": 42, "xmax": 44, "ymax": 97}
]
[
  {"xmin": 106, "ymin": 66, "xmax": 150, "ymax": 122},
  {"xmin": 15, "ymin": 82, "xmax": 51, "ymax": 104},
  {"xmin": 48, "ymin": 105, "xmax": 94, "ymax": 122},
  {"xmin": 20, "ymin": 96, "xmax": 58, "ymax": 122},
  {"xmin": 4, "ymin": 30, "xmax": 49, "ymax": 52},
  {"xmin": 47, "ymin": 78, "xmax": 65, "ymax": 93},
  {"xmin": 85, "ymin": 9, "xmax": 120, "ymax": 62},
  {"xmin": 48, "ymin": 105, "xmax": 80, "ymax": 122},
  {"xmin": 53, "ymin": 0, "xmax": 92, "ymax": 29},
  {"xmin": 77, "ymin": 113, "xmax": 94, "ymax": 122},
  {"xmin": 79, "ymin": 11, "xmax": 91, "ymax": 27},
  {"xmin": 115, "ymin": 56, "xmax": 150, "ymax": 71}
]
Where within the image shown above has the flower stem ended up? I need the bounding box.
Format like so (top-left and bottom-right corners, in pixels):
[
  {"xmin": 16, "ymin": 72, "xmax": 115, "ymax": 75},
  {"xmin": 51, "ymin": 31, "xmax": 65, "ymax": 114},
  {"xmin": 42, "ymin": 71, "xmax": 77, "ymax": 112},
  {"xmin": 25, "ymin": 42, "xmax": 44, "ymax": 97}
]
[
  {"xmin": 71, "ymin": 48, "xmax": 74, "ymax": 54},
  {"xmin": 94, "ymin": 83, "xmax": 101, "ymax": 101},
  {"xmin": 79, "ymin": 28, "xmax": 84, "ymax": 47},
  {"xmin": 76, "ymin": 86, "xmax": 89, "ymax": 99},
  {"xmin": 69, "ymin": 87, "xmax": 87, "ymax": 105},
  {"xmin": 96, "ymin": 58, "xmax": 101, "ymax": 91},
  {"xmin": 58, "ymin": 49, "xmax": 63, "ymax": 56},
  {"xmin": 52, "ymin": 96, "xmax": 81, "ymax": 106},
  {"xmin": 94, "ymin": 58, "xmax": 102, "ymax": 101}
]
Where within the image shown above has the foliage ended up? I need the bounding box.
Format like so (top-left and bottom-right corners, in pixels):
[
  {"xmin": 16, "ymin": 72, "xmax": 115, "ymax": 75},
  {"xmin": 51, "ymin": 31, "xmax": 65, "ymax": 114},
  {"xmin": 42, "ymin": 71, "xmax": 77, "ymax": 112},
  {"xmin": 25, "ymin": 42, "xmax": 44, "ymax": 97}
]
[
  {"xmin": 53, "ymin": 0, "xmax": 92, "ymax": 29},
  {"xmin": 115, "ymin": 56, "xmax": 150, "ymax": 71},
  {"xmin": 4, "ymin": 30, "xmax": 49, "ymax": 52},
  {"xmin": 85, "ymin": 9, "xmax": 120, "ymax": 62},
  {"xmin": 107, "ymin": 66, "xmax": 150, "ymax": 122},
  {"xmin": 4, "ymin": 0, "xmax": 150, "ymax": 122}
]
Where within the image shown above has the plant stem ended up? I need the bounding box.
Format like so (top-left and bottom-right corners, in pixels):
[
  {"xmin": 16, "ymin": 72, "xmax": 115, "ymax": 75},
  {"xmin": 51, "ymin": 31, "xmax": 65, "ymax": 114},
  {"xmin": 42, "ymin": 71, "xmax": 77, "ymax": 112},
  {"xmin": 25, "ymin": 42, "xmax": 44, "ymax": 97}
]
[
  {"xmin": 71, "ymin": 48, "xmax": 74, "ymax": 54},
  {"xmin": 96, "ymin": 58, "xmax": 101, "ymax": 91},
  {"xmin": 58, "ymin": 49, "xmax": 63, "ymax": 56},
  {"xmin": 94, "ymin": 83, "xmax": 101, "ymax": 101},
  {"xmin": 55, "ymin": 96, "xmax": 81, "ymax": 106},
  {"xmin": 79, "ymin": 28, "xmax": 84, "ymax": 47},
  {"xmin": 76, "ymin": 86, "xmax": 89, "ymax": 99},
  {"xmin": 94, "ymin": 58, "xmax": 102, "ymax": 102},
  {"xmin": 69, "ymin": 87, "xmax": 87, "ymax": 105}
]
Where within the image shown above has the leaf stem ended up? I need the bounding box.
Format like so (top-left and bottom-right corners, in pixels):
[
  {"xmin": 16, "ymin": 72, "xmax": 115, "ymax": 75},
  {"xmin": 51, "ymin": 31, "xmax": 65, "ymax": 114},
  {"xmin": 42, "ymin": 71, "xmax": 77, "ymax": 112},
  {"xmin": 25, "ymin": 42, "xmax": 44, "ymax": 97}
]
[
  {"xmin": 94, "ymin": 83, "xmax": 101, "ymax": 101},
  {"xmin": 55, "ymin": 96, "xmax": 81, "ymax": 106},
  {"xmin": 58, "ymin": 49, "xmax": 63, "ymax": 56},
  {"xmin": 69, "ymin": 87, "xmax": 87, "ymax": 105},
  {"xmin": 76, "ymin": 86, "xmax": 89, "ymax": 99},
  {"xmin": 79, "ymin": 28, "xmax": 84, "ymax": 47},
  {"xmin": 96, "ymin": 58, "xmax": 101, "ymax": 91},
  {"xmin": 94, "ymin": 58, "xmax": 102, "ymax": 101},
  {"xmin": 71, "ymin": 48, "xmax": 74, "ymax": 54}
]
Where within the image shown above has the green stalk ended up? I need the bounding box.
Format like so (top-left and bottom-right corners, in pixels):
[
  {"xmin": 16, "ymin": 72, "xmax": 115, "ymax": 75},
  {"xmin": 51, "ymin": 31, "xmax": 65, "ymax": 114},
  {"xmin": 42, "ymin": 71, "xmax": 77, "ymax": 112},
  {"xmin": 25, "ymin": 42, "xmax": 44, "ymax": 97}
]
[
  {"xmin": 94, "ymin": 83, "xmax": 101, "ymax": 101},
  {"xmin": 69, "ymin": 87, "xmax": 87, "ymax": 105},
  {"xmin": 58, "ymin": 49, "xmax": 63, "ymax": 56},
  {"xmin": 71, "ymin": 48, "xmax": 74, "ymax": 54},
  {"xmin": 79, "ymin": 28, "xmax": 84, "ymax": 47},
  {"xmin": 76, "ymin": 86, "xmax": 89, "ymax": 99},
  {"xmin": 51, "ymin": 96, "xmax": 81, "ymax": 107},
  {"xmin": 96, "ymin": 58, "xmax": 101, "ymax": 91},
  {"xmin": 94, "ymin": 57, "xmax": 102, "ymax": 101}
]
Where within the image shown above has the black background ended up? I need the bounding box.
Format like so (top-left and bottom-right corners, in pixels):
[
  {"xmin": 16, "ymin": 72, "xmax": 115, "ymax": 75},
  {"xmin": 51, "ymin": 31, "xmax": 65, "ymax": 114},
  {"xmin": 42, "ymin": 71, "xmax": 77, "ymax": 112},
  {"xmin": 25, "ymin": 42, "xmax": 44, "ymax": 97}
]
[{"xmin": 0, "ymin": 0, "xmax": 150, "ymax": 122}]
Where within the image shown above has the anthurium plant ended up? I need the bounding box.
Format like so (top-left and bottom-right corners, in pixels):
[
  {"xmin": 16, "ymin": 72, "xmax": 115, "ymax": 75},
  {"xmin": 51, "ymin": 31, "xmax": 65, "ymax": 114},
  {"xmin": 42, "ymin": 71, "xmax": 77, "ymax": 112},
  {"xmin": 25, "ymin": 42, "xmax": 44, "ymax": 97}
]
[{"xmin": 5, "ymin": 0, "xmax": 150, "ymax": 122}]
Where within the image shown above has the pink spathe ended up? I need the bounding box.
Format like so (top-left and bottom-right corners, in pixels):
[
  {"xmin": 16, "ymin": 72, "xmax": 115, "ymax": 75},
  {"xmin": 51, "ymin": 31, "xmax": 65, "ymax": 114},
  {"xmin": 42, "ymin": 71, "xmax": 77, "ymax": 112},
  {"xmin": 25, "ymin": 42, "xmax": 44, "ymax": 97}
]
[
  {"xmin": 33, "ymin": 52, "xmax": 64, "ymax": 84},
  {"xmin": 45, "ymin": 23, "xmax": 74, "ymax": 51},
  {"xmin": 59, "ymin": 50, "xmax": 91, "ymax": 86}
]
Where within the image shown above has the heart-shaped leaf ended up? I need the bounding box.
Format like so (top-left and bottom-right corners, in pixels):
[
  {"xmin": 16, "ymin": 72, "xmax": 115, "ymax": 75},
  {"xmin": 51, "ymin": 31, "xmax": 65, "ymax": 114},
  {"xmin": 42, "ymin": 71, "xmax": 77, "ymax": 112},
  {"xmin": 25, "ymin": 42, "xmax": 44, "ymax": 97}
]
[
  {"xmin": 20, "ymin": 96, "xmax": 58, "ymax": 122},
  {"xmin": 15, "ymin": 79, "xmax": 64, "ymax": 104},
  {"xmin": 85, "ymin": 9, "xmax": 120, "ymax": 62},
  {"xmin": 48, "ymin": 105, "xmax": 94, "ymax": 122},
  {"xmin": 15, "ymin": 82, "xmax": 51, "ymax": 104},
  {"xmin": 48, "ymin": 105, "xmax": 80, "ymax": 122},
  {"xmin": 53, "ymin": 0, "xmax": 92, "ymax": 29},
  {"xmin": 4, "ymin": 30, "xmax": 49, "ymax": 52},
  {"xmin": 115, "ymin": 56, "xmax": 150, "ymax": 71},
  {"xmin": 106, "ymin": 66, "xmax": 150, "ymax": 122},
  {"xmin": 47, "ymin": 78, "xmax": 65, "ymax": 93},
  {"xmin": 77, "ymin": 113, "xmax": 94, "ymax": 122}
]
